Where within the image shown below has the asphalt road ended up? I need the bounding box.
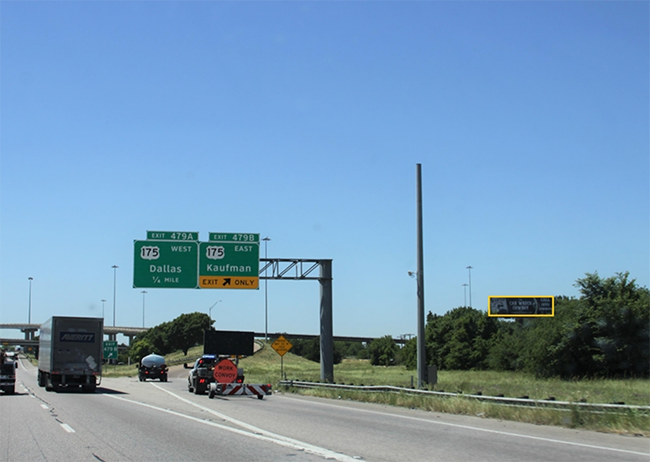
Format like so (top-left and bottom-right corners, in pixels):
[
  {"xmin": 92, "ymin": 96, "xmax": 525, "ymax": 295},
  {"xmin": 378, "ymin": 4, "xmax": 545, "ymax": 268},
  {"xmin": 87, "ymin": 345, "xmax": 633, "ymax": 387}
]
[{"xmin": 1, "ymin": 358, "xmax": 648, "ymax": 462}]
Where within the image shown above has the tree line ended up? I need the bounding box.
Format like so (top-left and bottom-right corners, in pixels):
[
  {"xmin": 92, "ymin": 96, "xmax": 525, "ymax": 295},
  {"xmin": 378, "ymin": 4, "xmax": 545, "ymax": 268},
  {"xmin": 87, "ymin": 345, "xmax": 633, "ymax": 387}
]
[
  {"xmin": 396, "ymin": 272, "xmax": 648, "ymax": 378},
  {"xmin": 125, "ymin": 271, "xmax": 648, "ymax": 379},
  {"xmin": 290, "ymin": 272, "xmax": 649, "ymax": 379}
]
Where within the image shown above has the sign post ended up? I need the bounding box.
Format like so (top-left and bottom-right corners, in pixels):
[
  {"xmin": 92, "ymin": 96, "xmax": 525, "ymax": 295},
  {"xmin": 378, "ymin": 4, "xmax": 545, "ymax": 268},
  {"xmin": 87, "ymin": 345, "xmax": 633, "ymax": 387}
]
[{"xmin": 271, "ymin": 335, "xmax": 293, "ymax": 379}]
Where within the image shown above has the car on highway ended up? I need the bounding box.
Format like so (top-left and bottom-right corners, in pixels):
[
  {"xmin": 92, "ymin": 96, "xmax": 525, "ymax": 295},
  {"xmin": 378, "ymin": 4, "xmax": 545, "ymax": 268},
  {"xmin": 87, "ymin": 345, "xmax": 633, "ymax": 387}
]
[{"xmin": 138, "ymin": 353, "xmax": 168, "ymax": 382}]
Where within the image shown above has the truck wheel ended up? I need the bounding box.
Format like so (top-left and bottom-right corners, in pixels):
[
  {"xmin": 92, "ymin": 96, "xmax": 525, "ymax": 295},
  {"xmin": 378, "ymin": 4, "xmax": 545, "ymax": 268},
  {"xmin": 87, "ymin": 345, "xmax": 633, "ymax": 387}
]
[
  {"xmin": 257, "ymin": 394, "xmax": 264, "ymax": 400},
  {"xmin": 38, "ymin": 371, "xmax": 46, "ymax": 387}
]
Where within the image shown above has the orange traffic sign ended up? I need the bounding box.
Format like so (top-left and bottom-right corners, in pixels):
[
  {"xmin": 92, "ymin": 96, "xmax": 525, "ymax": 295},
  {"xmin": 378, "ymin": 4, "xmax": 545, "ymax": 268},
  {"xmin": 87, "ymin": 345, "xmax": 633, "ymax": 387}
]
[
  {"xmin": 199, "ymin": 276, "xmax": 259, "ymax": 289},
  {"xmin": 271, "ymin": 335, "xmax": 293, "ymax": 357},
  {"xmin": 213, "ymin": 358, "xmax": 238, "ymax": 384}
]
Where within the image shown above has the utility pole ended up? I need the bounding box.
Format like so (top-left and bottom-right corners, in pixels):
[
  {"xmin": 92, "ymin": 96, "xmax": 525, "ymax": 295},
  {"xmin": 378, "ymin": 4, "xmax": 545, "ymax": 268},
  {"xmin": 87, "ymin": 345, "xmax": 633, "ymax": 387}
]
[
  {"xmin": 466, "ymin": 266, "xmax": 473, "ymax": 308},
  {"xmin": 416, "ymin": 163, "xmax": 427, "ymax": 388},
  {"xmin": 112, "ymin": 265, "xmax": 118, "ymax": 328}
]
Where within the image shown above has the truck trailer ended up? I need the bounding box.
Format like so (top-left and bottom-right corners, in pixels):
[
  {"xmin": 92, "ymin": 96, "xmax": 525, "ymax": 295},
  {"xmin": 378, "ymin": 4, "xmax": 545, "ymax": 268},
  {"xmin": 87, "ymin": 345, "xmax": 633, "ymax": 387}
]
[{"xmin": 38, "ymin": 316, "xmax": 103, "ymax": 392}]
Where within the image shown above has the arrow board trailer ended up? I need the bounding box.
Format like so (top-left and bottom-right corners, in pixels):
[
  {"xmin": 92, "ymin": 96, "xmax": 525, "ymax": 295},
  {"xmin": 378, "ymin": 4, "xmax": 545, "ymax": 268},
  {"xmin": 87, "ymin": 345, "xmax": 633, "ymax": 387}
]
[
  {"xmin": 201, "ymin": 330, "xmax": 272, "ymax": 400},
  {"xmin": 209, "ymin": 382, "xmax": 272, "ymax": 399}
]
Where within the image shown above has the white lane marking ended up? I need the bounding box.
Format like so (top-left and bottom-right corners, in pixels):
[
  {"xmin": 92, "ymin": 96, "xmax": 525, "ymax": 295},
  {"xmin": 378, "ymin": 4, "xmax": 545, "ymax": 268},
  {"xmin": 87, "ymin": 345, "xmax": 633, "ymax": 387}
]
[
  {"xmin": 105, "ymin": 391, "xmax": 358, "ymax": 462},
  {"xmin": 280, "ymin": 395, "xmax": 649, "ymax": 457},
  {"xmin": 60, "ymin": 423, "xmax": 75, "ymax": 433},
  {"xmin": 41, "ymin": 404, "xmax": 49, "ymax": 410}
]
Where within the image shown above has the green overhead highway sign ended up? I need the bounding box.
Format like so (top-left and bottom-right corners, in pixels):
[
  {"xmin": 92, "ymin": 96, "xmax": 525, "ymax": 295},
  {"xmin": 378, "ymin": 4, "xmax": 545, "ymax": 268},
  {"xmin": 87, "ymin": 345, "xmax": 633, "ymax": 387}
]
[
  {"xmin": 133, "ymin": 240, "xmax": 199, "ymax": 289},
  {"xmin": 133, "ymin": 231, "xmax": 259, "ymax": 290},
  {"xmin": 199, "ymin": 239, "xmax": 259, "ymax": 289}
]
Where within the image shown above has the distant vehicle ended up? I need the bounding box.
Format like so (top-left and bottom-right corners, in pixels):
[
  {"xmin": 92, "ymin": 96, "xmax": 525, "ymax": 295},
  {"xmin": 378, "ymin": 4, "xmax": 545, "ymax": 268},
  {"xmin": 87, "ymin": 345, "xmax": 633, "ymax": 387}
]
[
  {"xmin": 0, "ymin": 350, "xmax": 16, "ymax": 395},
  {"xmin": 38, "ymin": 316, "xmax": 103, "ymax": 392},
  {"xmin": 138, "ymin": 354, "xmax": 168, "ymax": 382}
]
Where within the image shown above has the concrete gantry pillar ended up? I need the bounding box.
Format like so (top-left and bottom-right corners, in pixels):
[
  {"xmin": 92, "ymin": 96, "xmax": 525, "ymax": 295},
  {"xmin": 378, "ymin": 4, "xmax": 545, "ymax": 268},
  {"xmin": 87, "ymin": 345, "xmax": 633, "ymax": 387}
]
[{"xmin": 319, "ymin": 259, "xmax": 333, "ymax": 383}]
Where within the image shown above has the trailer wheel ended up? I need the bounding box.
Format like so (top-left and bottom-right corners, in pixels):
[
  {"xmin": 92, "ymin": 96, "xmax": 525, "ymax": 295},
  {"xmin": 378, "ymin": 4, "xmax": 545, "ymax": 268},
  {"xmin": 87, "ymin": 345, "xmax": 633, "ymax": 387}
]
[{"xmin": 257, "ymin": 395, "xmax": 264, "ymax": 400}]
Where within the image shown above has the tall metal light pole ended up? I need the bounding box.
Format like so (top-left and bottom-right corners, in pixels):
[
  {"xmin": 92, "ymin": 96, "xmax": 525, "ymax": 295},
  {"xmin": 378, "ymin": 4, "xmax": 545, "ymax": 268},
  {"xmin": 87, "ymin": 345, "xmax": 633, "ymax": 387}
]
[
  {"xmin": 101, "ymin": 299, "xmax": 106, "ymax": 320},
  {"xmin": 415, "ymin": 163, "xmax": 427, "ymax": 388},
  {"xmin": 28, "ymin": 277, "xmax": 33, "ymax": 324},
  {"xmin": 466, "ymin": 266, "xmax": 473, "ymax": 308},
  {"xmin": 263, "ymin": 237, "xmax": 271, "ymax": 342},
  {"xmin": 208, "ymin": 300, "xmax": 222, "ymax": 324},
  {"xmin": 112, "ymin": 265, "xmax": 118, "ymax": 327},
  {"xmin": 462, "ymin": 284, "xmax": 468, "ymax": 307},
  {"xmin": 141, "ymin": 291, "xmax": 147, "ymax": 327}
]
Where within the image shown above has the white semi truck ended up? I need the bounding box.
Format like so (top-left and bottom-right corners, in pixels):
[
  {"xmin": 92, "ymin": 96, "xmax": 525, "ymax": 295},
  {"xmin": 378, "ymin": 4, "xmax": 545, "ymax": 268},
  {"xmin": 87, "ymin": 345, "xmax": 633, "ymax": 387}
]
[{"xmin": 38, "ymin": 316, "xmax": 104, "ymax": 392}]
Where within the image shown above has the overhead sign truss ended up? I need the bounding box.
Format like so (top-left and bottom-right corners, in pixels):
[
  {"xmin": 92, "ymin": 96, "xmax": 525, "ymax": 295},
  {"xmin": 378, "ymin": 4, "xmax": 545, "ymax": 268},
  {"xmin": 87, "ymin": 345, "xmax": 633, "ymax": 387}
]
[{"xmin": 259, "ymin": 258, "xmax": 326, "ymax": 280}]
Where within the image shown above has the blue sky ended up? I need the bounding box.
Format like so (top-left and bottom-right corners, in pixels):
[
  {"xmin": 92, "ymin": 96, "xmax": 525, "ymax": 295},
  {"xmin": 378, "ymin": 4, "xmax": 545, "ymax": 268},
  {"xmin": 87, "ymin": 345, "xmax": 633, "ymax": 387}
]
[{"xmin": 1, "ymin": 1, "xmax": 648, "ymax": 343}]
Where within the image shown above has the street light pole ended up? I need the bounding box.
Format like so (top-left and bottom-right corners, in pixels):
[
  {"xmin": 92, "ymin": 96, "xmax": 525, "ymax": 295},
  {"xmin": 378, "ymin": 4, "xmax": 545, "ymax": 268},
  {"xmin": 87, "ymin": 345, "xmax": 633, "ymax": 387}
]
[
  {"xmin": 415, "ymin": 163, "xmax": 426, "ymax": 389},
  {"xmin": 28, "ymin": 277, "xmax": 33, "ymax": 324},
  {"xmin": 466, "ymin": 266, "xmax": 473, "ymax": 308},
  {"xmin": 208, "ymin": 300, "xmax": 222, "ymax": 325},
  {"xmin": 141, "ymin": 291, "xmax": 147, "ymax": 328},
  {"xmin": 263, "ymin": 237, "xmax": 271, "ymax": 342},
  {"xmin": 462, "ymin": 284, "xmax": 468, "ymax": 307},
  {"xmin": 101, "ymin": 299, "xmax": 106, "ymax": 320},
  {"xmin": 112, "ymin": 265, "xmax": 118, "ymax": 327}
]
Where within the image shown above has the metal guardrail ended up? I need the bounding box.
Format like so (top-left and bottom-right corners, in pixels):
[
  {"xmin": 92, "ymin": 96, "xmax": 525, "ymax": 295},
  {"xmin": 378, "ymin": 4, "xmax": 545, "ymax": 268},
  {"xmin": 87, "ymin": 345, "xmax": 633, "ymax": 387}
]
[{"xmin": 279, "ymin": 380, "xmax": 650, "ymax": 414}]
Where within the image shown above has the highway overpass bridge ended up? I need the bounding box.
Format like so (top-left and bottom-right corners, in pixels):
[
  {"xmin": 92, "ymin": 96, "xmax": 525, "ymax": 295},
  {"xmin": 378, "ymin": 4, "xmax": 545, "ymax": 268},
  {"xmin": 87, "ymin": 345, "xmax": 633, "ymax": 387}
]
[
  {"xmin": 1, "ymin": 323, "xmax": 407, "ymax": 348},
  {"xmin": 0, "ymin": 323, "xmax": 148, "ymax": 344}
]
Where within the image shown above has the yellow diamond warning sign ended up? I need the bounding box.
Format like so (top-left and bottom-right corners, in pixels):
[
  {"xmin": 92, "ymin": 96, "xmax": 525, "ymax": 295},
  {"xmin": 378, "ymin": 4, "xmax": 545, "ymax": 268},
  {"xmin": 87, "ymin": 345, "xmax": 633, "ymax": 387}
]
[
  {"xmin": 271, "ymin": 335, "xmax": 293, "ymax": 357},
  {"xmin": 199, "ymin": 276, "xmax": 259, "ymax": 289}
]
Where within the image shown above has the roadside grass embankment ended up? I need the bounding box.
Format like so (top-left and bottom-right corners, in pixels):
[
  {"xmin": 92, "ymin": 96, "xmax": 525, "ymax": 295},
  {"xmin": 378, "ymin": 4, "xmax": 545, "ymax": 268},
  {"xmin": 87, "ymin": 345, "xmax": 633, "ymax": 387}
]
[{"xmin": 99, "ymin": 343, "xmax": 649, "ymax": 435}]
